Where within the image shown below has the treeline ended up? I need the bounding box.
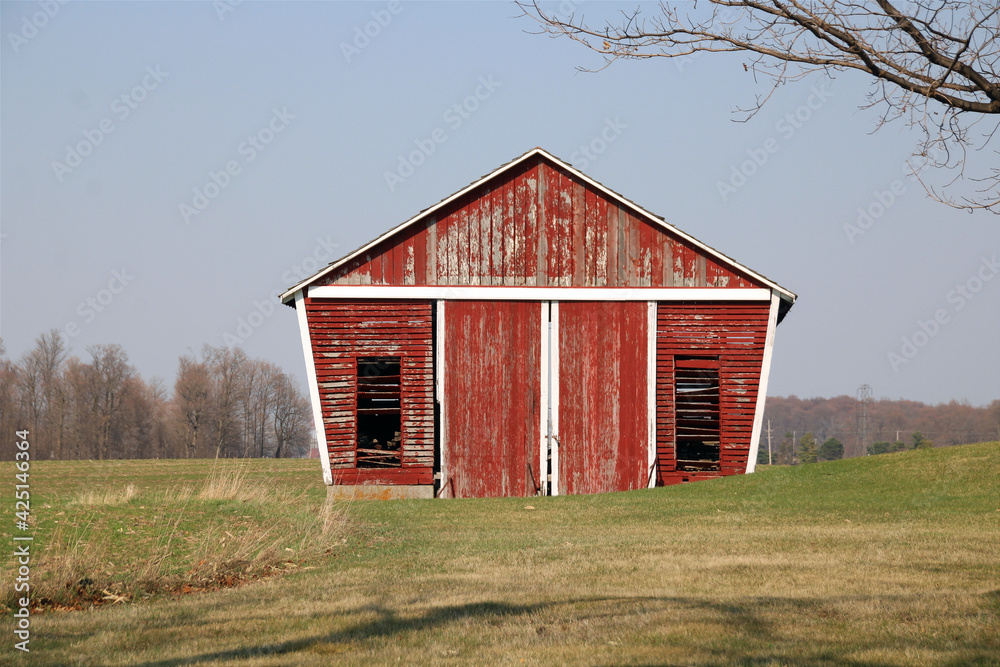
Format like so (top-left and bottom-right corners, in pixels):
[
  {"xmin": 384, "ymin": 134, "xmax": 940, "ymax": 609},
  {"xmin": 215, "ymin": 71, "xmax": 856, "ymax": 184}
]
[
  {"xmin": 757, "ymin": 429, "xmax": 934, "ymax": 466},
  {"xmin": 760, "ymin": 395, "xmax": 1000, "ymax": 460},
  {"xmin": 0, "ymin": 332, "xmax": 314, "ymax": 461}
]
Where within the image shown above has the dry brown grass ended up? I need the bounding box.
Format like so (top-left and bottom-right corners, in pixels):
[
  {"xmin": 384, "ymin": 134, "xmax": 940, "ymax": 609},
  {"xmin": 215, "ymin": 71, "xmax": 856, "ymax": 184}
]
[
  {"xmin": 3, "ymin": 458, "xmax": 345, "ymax": 612},
  {"xmin": 71, "ymin": 483, "xmax": 140, "ymax": 506}
]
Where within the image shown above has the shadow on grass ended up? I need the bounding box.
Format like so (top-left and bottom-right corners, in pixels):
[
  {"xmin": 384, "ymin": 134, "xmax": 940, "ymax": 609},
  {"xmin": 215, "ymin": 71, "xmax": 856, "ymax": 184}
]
[
  {"xmin": 131, "ymin": 600, "xmax": 544, "ymax": 666},
  {"xmin": 121, "ymin": 592, "xmax": 997, "ymax": 667}
]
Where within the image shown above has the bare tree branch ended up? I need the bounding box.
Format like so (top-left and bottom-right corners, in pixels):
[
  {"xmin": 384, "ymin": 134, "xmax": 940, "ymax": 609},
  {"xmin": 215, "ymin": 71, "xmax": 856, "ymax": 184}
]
[{"xmin": 518, "ymin": 0, "xmax": 1000, "ymax": 212}]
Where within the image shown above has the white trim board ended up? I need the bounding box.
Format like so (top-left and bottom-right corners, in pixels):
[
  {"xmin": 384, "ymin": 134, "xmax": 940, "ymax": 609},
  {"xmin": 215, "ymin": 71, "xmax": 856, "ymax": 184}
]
[
  {"xmin": 279, "ymin": 148, "xmax": 796, "ymax": 307},
  {"xmin": 294, "ymin": 290, "xmax": 333, "ymax": 486},
  {"xmin": 746, "ymin": 291, "xmax": 781, "ymax": 474},
  {"xmin": 435, "ymin": 299, "xmax": 448, "ymax": 497},
  {"xmin": 549, "ymin": 301, "xmax": 560, "ymax": 497},
  {"xmin": 646, "ymin": 301, "xmax": 657, "ymax": 488},
  {"xmin": 539, "ymin": 301, "xmax": 549, "ymax": 497},
  {"xmin": 305, "ymin": 286, "xmax": 772, "ymax": 302}
]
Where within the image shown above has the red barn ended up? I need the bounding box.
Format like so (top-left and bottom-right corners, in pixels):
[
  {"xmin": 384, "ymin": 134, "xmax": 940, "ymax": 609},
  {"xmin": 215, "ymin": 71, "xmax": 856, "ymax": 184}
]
[{"xmin": 281, "ymin": 148, "xmax": 795, "ymax": 499}]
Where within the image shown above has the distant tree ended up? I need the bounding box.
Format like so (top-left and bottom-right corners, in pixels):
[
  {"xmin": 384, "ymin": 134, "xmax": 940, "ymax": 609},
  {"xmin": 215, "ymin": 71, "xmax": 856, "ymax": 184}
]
[
  {"xmin": 173, "ymin": 355, "xmax": 212, "ymax": 458},
  {"xmin": 204, "ymin": 346, "xmax": 246, "ymax": 458},
  {"xmin": 87, "ymin": 344, "xmax": 135, "ymax": 460},
  {"xmin": 890, "ymin": 440, "xmax": 908, "ymax": 452},
  {"xmin": 798, "ymin": 432, "xmax": 819, "ymax": 464},
  {"xmin": 776, "ymin": 431, "xmax": 795, "ymax": 465},
  {"xmin": 912, "ymin": 431, "xmax": 934, "ymax": 449},
  {"xmin": 818, "ymin": 437, "xmax": 844, "ymax": 461},
  {"xmin": 756, "ymin": 442, "xmax": 770, "ymax": 465},
  {"xmin": 271, "ymin": 373, "xmax": 311, "ymax": 458},
  {"xmin": 3, "ymin": 334, "xmax": 312, "ymax": 462},
  {"xmin": 238, "ymin": 360, "xmax": 279, "ymax": 459},
  {"xmin": 868, "ymin": 441, "xmax": 892, "ymax": 455},
  {"xmin": 62, "ymin": 357, "xmax": 97, "ymax": 459},
  {"xmin": 0, "ymin": 341, "xmax": 17, "ymax": 451},
  {"xmin": 15, "ymin": 330, "xmax": 68, "ymax": 458},
  {"xmin": 121, "ymin": 376, "xmax": 168, "ymax": 459}
]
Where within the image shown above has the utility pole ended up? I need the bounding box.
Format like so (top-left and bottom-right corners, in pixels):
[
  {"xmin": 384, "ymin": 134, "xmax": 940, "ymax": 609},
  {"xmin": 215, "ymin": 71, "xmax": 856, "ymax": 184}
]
[
  {"xmin": 767, "ymin": 419, "xmax": 773, "ymax": 465},
  {"xmin": 856, "ymin": 384, "xmax": 872, "ymax": 457}
]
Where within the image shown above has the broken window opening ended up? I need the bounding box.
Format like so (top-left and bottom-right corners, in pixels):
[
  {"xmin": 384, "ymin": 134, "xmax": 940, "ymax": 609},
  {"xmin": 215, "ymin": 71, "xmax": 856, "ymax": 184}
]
[
  {"xmin": 674, "ymin": 357, "xmax": 721, "ymax": 472},
  {"xmin": 356, "ymin": 356, "xmax": 402, "ymax": 468}
]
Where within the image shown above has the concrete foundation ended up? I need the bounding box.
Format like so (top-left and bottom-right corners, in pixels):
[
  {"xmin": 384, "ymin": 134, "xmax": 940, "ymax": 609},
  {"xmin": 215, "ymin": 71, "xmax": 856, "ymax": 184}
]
[{"xmin": 326, "ymin": 484, "xmax": 435, "ymax": 501}]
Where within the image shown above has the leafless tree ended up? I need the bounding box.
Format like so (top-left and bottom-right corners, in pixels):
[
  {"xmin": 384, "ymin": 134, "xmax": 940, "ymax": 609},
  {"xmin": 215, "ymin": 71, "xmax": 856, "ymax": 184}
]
[
  {"xmin": 15, "ymin": 331, "xmax": 68, "ymax": 458},
  {"xmin": 121, "ymin": 376, "xmax": 169, "ymax": 459},
  {"xmin": 0, "ymin": 341, "xmax": 18, "ymax": 453},
  {"xmin": 271, "ymin": 372, "xmax": 312, "ymax": 458},
  {"xmin": 520, "ymin": 0, "xmax": 1000, "ymax": 212},
  {"xmin": 87, "ymin": 344, "xmax": 135, "ymax": 459},
  {"xmin": 3, "ymin": 335, "xmax": 313, "ymax": 461},
  {"xmin": 237, "ymin": 358, "xmax": 278, "ymax": 458},
  {"xmin": 173, "ymin": 355, "xmax": 211, "ymax": 458},
  {"xmin": 61, "ymin": 357, "xmax": 94, "ymax": 459},
  {"xmin": 203, "ymin": 345, "xmax": 246, "ymax": 458}
]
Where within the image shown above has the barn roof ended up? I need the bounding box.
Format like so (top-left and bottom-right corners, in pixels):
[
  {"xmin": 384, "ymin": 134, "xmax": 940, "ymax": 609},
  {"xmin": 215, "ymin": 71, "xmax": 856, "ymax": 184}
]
[{"xmin": 281, "ymin": 147, "xmax": 796, "ymax": 316}]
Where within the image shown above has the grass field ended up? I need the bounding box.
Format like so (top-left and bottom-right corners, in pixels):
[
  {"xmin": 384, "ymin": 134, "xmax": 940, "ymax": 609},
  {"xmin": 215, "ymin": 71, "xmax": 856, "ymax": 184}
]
[{"xmin": 3, "ymin": 443, "xmax": 998, "ymax": 666}]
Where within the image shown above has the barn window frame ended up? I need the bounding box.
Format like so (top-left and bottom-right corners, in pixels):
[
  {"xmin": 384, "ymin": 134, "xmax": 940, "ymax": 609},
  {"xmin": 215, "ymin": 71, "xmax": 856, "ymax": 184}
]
[
  {"xmin": 673, "ymin": 356, "xmax": 721, "ymax": 472},
  {"xmin": 355, "ymin": 355, "xmax": 403, "ymax": 468}
]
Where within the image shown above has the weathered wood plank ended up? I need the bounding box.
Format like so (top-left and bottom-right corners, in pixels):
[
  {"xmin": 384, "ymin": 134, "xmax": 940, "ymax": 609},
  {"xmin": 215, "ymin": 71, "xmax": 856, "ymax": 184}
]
[
  {"xmin": 316, "ymin": 154, "xmax": 768, "ymax": 291},
  {"xmin": 306, "ymin": 299, "xmax": 433, "ymax": 486},
  {"xmin": 443, "ymin": 300, "xmax": 541, "ymax": 498},
  {"xmin": 558, "ymin": 301, "xmax": 649, "ymax": 494},
  {"xmin": 654, "ymin": 301, "xmax": 769, "ymax": 485}
]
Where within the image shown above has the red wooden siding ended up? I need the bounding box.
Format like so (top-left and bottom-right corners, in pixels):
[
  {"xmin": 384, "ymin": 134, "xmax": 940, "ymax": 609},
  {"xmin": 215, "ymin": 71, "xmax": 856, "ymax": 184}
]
[
  {"xmin": 318, "ymin": 157, "xmax": 764, "ymax": 289},
  {"xmin": 655, "ymin": 302, "xmax": 770, "ymax": 485},
  {"xmin": 443, "ymin": 301, "xmax": 542, "ymax": 498},
  {"xmin": 558, "ymin": 302, "xmax": 649, "ymax": 494},
  {"xmin": 304, "ymin": 299, "xmax": 434, "ymax": 485}
]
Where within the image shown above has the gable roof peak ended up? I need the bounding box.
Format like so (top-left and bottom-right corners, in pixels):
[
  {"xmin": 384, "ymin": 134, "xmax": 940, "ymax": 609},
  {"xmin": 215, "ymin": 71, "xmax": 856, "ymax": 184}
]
[{"xmin": 280, "ymin": 147, "xmax": 796, "ymax": 308}]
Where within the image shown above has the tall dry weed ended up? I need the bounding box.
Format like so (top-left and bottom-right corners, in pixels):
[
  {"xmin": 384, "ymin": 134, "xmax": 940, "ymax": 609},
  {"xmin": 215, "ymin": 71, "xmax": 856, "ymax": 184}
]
[
  {"xmin": 72, "ymin": 483, "xmax": 139, "ymax": 506},
  {"xmin": 197, "ymin": 462, "xmax": 274, "ymax": 503}
]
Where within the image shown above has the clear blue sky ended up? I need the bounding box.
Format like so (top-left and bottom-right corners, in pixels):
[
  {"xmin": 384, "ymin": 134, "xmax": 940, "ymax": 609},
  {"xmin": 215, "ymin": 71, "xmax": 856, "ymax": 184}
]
[{"xmin": 2, "ymin": 1, "xmax": 998, "ymax": 406}]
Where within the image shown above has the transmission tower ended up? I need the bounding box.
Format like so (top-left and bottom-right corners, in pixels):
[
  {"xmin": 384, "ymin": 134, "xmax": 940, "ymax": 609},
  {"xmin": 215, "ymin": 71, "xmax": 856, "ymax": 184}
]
[{"xmin": 856, "ymin": 384, "xmax": 873, "ymax": 457}]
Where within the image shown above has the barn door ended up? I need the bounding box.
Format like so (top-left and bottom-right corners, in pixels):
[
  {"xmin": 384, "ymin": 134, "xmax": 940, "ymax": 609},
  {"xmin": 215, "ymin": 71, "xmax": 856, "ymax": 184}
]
[
  {"xmin": 552, "ymin": 301, "xmax": 653, "ymax": 495},
  {"xmin": 441, "ymin": 301, "xmax": 544, "ymax": 498}
]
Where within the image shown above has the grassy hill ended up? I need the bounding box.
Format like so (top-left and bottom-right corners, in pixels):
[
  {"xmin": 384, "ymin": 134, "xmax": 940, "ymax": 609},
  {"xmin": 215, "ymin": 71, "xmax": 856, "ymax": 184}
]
[{"xmin": 4, "ymin": 443, "xmax": 998, "ymax": 666}]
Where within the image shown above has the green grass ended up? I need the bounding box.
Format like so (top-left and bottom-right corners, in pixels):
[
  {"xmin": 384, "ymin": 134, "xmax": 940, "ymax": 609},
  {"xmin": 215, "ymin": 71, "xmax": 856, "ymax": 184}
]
[{"xmin": 3, "ymin": 443, "xmax": 998, "ymax": 666}]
